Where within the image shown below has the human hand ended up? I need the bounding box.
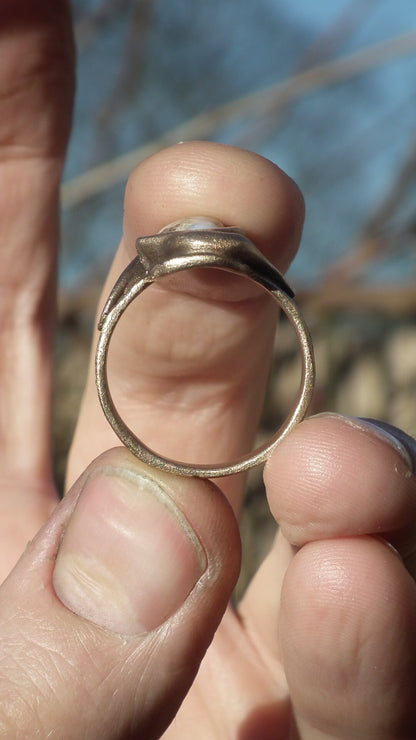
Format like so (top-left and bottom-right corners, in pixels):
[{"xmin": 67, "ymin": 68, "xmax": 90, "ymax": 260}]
[{"xmin": 2, "ymin": 3, "xmax": 416, "ymax": 739}]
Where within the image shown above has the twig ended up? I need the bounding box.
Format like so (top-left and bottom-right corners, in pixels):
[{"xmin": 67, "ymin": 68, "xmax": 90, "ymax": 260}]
[
  {"xmin": 98, "ymin": 0, "xmax": 155, "ymax": 126},
  {"xmin": 322, "ymin": 137, "xmax": 416, "ymax": 282},
  {"xmin": 297, "ymin": 0, "xmax": 379, "ymax": 68},
  {"xmin": 361, "ymin": 140, "xmax": 416, "ymax": 237}
]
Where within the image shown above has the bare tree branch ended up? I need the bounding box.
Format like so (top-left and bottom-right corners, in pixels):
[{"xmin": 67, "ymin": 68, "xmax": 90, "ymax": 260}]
[
  {"xmin": 298, "ymin": 0, "xmax": 379, "ymax": 68},
  {"xmin": 98, "ymin": 0, "xmax": 156, "ymax": 125}
]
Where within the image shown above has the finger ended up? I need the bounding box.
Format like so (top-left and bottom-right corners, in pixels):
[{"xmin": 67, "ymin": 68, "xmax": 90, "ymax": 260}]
[
  {"xmin": 0, "ymin": 449, "xmax": 240, "ymax": 737},
  {"xmin": 360, "ymin": 418, "xmax": 416, "ymax": 578},
  {"xmin": 240, "ymin": 413, "xmax": 416, "ymax": 663},
  {"xmin": 68, "ymin": 142, "xmax": 305, "ymax": 510},
  {"xmin": 239, "ymin": 415, "xmax": 416, "ymax": 737},
  {"xmin": 280, "ymin": 536, "xmax": 416, "ymax": 738},
  {"xmin": 265, "ymin": 413, "xmax": 416, "ymax": 551},
  {"xmin": 0, "ymin": 1, "xmax": 74, "ymax": 572}
]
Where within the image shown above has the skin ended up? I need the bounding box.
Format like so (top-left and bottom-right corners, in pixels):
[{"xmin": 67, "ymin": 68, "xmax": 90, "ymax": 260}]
[{"xmin": 1, "ymin": 2, "xmax": 416, "ymax": 738}]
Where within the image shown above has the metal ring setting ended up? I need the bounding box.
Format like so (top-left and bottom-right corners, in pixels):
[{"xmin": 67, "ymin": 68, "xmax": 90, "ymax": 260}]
[{"xmin": 95, "ymin": 222, "xmax": 315, "ymax": 478}]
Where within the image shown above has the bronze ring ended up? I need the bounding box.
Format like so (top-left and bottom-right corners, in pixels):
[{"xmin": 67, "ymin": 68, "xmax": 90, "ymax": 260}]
[{"xmin": 95, "ymin": 218, "xmax": 315, "ymax": 478}]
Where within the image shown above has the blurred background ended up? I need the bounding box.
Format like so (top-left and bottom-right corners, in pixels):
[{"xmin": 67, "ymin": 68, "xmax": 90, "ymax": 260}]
[{"xmin": 55, "ymin": 0, "xmax": 416, "ymax": 590}]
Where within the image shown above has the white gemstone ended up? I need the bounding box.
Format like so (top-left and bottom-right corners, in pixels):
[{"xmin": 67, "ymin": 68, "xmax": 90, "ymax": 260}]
[{"xmin": 159, "ymin": 216, "xmax": 224, "ymax": 233}]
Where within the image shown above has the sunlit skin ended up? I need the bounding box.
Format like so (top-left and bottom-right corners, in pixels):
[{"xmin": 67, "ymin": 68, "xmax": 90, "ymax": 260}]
[{"xmin": 0, "ymin": 3, "xmax": 416, "ymax": 738}]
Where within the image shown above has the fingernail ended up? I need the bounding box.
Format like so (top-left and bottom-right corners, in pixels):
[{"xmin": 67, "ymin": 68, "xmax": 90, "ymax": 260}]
[
  {"xmin": 353, "ymin": 417, "xmax": 413, "ymax": 471},
  {"xmin": 53, "ymin": 467, "xmax": 206, "ymax": 635},
  {"xmin": 372, "ymin": 535, "xmax": 403, "ymax": 562},
  {"xmin": 318, "ymin": 413, "xmax": 413, "ymax": 471}
]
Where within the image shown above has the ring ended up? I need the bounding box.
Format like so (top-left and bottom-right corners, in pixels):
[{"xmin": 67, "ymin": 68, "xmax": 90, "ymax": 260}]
[{"xmin": 95, "ymin": 217, "xmax": 315, "ymax": 478}]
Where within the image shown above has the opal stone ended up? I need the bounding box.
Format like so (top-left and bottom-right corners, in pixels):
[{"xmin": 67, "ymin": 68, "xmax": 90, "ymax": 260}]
[{"xmin": 159, "ymin": 216, "xmax": 224, "ymax": 233}]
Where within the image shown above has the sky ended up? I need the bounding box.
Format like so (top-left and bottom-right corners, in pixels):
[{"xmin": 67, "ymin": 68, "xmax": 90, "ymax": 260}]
[{"xmin": 61, "ymin": 0, "xmax": 416, "ymax": 289}]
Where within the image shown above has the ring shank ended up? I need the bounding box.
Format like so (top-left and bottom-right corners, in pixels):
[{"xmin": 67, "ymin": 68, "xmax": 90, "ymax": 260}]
[{"xmin": 95, "ymin": 231, "xmax": 315, "ymax": 478}]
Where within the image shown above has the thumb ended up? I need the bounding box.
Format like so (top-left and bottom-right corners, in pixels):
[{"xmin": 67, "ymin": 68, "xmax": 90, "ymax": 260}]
[{"xmin": 0, "ymin": 448, "xmax": 240, "ymax": 738}]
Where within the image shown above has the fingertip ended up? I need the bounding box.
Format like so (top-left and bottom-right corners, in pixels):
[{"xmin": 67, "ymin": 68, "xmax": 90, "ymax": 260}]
[
  {"xmin": 264, "ymin": 413, "xmax": 416, "ymax": 546},
  {"xmin": 280, "ymin": 536, "xmax": 416, "ymax": 736},
  {"xmin": 123, "ymin": 142, "xmax": 304, "ymax": 272},
  {"xmin": 0, "ymin": 448, "xmax": 241, "ymax": 736}
]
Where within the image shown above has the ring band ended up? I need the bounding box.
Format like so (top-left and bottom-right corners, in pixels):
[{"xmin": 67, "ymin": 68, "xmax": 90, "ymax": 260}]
[{"xmin": 95, "ymin": 219, "xmax": 315, "ymax": 478}]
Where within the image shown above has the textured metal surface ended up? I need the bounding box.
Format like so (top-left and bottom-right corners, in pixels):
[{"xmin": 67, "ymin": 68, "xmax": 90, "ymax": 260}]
[{"xmin": 95, "ymin": 223, "xmax": 315, "ymax": 478}]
